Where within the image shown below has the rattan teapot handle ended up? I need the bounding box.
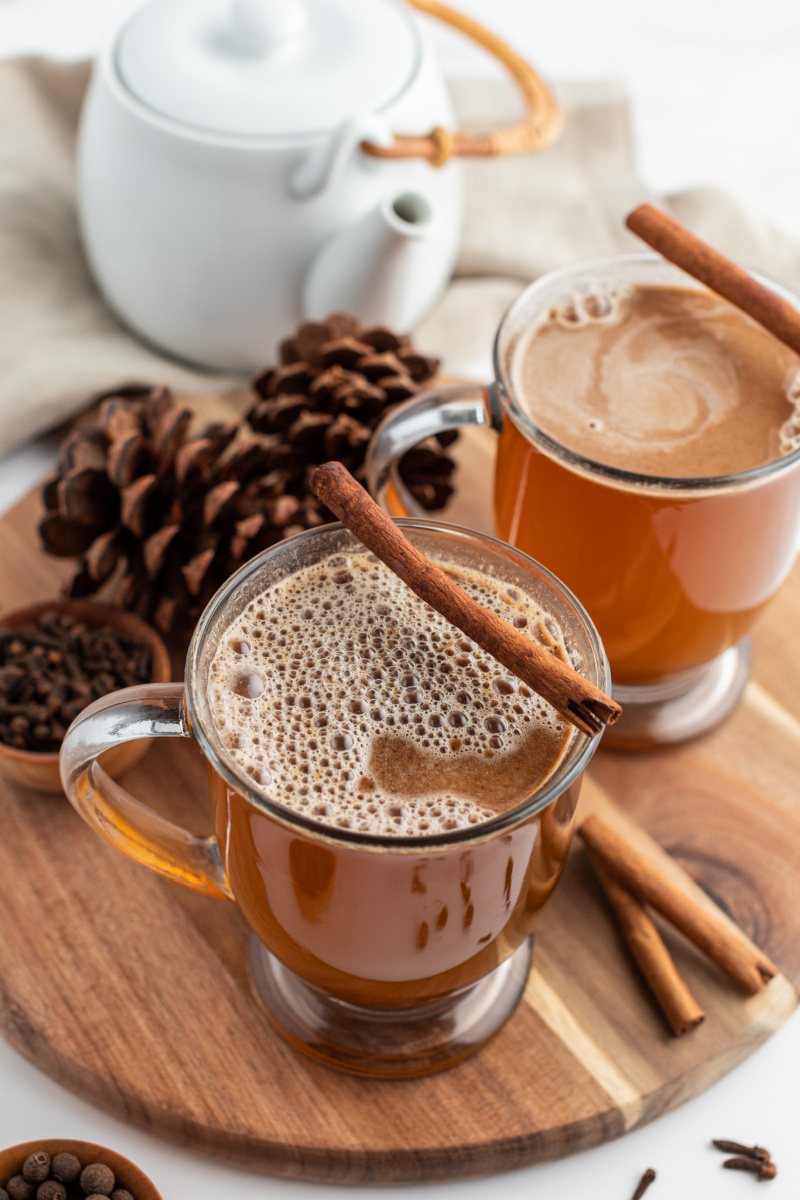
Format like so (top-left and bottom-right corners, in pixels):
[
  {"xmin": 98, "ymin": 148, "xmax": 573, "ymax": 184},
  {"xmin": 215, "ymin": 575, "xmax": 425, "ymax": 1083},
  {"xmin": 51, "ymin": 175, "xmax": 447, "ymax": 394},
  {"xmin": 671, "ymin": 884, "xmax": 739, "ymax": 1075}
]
[{"xmin": 361, "ymin": 0, "xmax": 562, "ymax": 167}]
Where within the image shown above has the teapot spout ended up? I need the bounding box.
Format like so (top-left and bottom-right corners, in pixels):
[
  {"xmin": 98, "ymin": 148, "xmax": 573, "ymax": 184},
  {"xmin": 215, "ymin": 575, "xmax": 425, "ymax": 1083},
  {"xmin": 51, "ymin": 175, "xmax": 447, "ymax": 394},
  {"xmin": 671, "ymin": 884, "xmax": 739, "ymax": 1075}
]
[{"xmin": 303, "ymin": 190, "xmax": 440, "ymax": 332}]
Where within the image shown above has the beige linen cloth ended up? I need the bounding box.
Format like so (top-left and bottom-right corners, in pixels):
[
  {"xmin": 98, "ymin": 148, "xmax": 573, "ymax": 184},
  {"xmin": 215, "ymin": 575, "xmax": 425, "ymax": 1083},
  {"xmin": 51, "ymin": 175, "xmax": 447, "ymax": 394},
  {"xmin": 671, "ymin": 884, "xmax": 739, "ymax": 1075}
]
[{"xmin": 2, "ymin": 58, "xmax": 800, "ymax": 457}]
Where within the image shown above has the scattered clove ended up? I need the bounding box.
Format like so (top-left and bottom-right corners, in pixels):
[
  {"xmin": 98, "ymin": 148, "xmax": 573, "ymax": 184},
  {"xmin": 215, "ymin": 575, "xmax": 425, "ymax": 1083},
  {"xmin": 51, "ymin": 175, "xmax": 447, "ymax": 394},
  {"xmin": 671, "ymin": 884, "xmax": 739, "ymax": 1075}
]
[
  {"xmin": 630, "ymin": 1167, "xmax": 656, "ymax": 1199},
  {"xmin": 722, "ymin": 1155, "xmax": 777, "ymax": 1181},
  {"xmin": 713, "ymin": 1138, "xmax": 777, "ymax": 1181},
  {"xmin": 712, "ymin": 1140, "xmax": 771, "ymax": 1163}
]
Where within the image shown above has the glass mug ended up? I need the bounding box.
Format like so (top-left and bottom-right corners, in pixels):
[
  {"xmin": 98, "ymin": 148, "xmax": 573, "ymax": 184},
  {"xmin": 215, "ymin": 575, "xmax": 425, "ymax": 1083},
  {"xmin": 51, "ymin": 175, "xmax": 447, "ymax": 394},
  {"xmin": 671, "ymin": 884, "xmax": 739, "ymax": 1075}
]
[
  {"xmin": 368, "ymin": 253, "xmax": 800, "ymax": 748},
  {"xmin": 60, "ymin": 520, "xmax": 609, "ymax": 1078}
]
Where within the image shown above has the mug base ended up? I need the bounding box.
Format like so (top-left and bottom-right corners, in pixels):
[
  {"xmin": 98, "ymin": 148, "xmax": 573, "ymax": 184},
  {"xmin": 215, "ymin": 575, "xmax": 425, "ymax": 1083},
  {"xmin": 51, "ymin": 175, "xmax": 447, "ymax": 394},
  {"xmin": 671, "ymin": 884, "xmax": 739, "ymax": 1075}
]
[
  {"xmin": 604, "ymin": 639, "xmax": 751, "ymax": 751},
  {"xmin": 249, "ymin": 935, "xmax": 533, "ymax": 1078}
]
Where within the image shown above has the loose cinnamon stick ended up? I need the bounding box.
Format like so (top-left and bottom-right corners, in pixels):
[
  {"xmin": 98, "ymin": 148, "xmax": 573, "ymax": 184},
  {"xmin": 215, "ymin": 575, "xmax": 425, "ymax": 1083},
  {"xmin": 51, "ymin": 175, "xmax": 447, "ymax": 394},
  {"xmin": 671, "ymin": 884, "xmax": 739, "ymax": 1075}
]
[
  {"xmin": 626, "ymin": 204, "xmax": 800, "ymax": 357},
  {"xmin": 579, "ymin": 815, "xmax": 777, "ymax": 995},
  {"xmin": 309, "ymin": 462, "xmax": 621, "ymax": 736},
  {"xmin": 588, "ymin": 852, "xmax": 705, "ymax": 1036}
]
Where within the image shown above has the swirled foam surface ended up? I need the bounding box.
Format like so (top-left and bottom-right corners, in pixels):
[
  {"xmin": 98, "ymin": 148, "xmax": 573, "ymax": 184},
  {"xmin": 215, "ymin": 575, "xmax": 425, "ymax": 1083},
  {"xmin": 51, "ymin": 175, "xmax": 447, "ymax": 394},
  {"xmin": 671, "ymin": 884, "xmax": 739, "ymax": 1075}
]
[
  {"xmin": 208, "ymin": 555, "xmax": 577, "ymax": 836},
  {"xmin": 512, "ymin": 284, "xmax": 800, "ymax": 476}
]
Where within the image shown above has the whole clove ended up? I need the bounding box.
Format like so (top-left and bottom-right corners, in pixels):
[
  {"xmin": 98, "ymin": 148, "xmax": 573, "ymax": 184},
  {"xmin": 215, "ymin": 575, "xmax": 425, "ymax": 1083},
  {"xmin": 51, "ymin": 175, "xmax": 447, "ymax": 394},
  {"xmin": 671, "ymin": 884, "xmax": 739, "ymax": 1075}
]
[
  {"xmin": 723, "ymin": 1155, "xmax": 777, "ymax": 1181},
  {"xmin": 0, "ymin": 612, "xmax": 152, "ymax": 753},
  {"xmin": 712, "ymin": 1139, "xmax": 770, "ymax": 1162},
  {"xmin": 713, "ymin": 1137, "xmax": 777, "ymax": 1181},
  {"xmin": 631, "ymin": 1168, "xmax": 656, "ymax": 1199}
]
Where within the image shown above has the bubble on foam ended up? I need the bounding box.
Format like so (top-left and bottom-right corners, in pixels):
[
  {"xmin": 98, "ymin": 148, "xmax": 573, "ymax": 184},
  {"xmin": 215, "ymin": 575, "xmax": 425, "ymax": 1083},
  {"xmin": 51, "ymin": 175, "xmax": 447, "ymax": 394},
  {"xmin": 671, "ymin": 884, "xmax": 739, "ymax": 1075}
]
[
  {"xmin": 229, "ymin": 669, "xmax": 265, "ymax": 698},
  {"xmin": 548, "ymin": 282, "xmax": 630, "ymax": 329},
  {"xmin": 208, "ymin": 555, "xmax": 578, "ymax": 837},
  {"xmin": 779, "ymin": 367, "xmax": 800, "ymax": 455}
]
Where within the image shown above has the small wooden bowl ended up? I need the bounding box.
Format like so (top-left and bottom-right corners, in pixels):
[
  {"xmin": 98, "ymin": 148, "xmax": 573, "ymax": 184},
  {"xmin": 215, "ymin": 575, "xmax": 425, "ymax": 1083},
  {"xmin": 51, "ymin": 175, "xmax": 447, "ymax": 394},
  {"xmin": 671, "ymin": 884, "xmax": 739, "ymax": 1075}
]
[
  {"xmin": 0, "ymin": 599, "xmax": 171, "ymax": 794},
  {"xmin": 0, "ymin": 1137, "xmax": 163, "ymax": 1198}
]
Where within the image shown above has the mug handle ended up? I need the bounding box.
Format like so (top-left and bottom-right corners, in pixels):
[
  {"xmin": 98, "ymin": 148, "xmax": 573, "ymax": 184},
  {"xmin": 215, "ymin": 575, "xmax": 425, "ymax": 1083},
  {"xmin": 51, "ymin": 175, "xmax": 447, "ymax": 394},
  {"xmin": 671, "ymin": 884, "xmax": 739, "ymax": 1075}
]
[
  {"xmin": 60, "ymin": 682, "xmax": 234, "ymax": 900},
  {"xmin": 366, "ymin": 382, "xmax": 502, "ymax": 517}
]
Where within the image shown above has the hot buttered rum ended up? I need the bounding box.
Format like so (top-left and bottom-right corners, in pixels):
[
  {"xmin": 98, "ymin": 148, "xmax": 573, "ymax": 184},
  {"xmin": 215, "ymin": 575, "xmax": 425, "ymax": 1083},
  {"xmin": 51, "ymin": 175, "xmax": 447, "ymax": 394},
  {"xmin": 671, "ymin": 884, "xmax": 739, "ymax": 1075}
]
[{"xmin": 207, "ymin": 554, "xmax": 578, "ymax": 836}]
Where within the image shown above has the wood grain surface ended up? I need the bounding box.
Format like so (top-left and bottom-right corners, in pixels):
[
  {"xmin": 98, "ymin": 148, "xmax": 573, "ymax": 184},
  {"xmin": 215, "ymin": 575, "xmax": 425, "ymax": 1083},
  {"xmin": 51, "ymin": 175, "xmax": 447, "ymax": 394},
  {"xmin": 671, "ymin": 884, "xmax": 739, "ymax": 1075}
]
[{"xmin": 0, "ymin": 424, "xmax": 798, "ymax": 1183}]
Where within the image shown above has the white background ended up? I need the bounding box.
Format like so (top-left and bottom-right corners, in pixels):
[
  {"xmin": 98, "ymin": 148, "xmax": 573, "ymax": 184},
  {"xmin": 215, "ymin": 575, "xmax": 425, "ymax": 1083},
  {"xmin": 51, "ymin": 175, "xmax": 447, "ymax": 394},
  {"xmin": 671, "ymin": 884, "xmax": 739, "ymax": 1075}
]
[{"xmin": 1, "ymin": 2, "xmax": 800, "ymax": 1196}]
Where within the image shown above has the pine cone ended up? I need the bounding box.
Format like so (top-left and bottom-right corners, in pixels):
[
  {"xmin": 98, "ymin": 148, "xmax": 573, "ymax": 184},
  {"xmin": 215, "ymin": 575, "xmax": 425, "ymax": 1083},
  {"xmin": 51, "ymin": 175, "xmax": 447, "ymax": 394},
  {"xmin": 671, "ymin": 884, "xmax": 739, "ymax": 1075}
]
[
  {"xmin": 39, "ymin": 316, "xmax": 457, "ymax": 634},
  {"xmin": 39, "ymin": 385, "xmax": 328, "ymax": 634},
  {"xmin": 247, "ymin": 312, "xmax": 458, "ymax": 511}
]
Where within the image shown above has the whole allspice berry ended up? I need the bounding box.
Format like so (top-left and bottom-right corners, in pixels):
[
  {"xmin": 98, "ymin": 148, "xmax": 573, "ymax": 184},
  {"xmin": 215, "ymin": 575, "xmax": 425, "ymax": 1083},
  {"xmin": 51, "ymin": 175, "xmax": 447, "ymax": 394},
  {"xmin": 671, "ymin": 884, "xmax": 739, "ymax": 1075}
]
[
  {"xmin": 6, "ymin": 1177, "xmax": 34, "ymax": 1200},
  {"xmin": 0, "ymin": 1187, "xmax": 9, "ymax": 1200},
  {"xmin": 50, "ymin": 1154, "xmax": 82, "ymax": 1185},
  {"xmin": 35, "ymin": 1183, "xmax": 65, "ymax": 1200},
  {"xmin": 110, "ymin": 1192, "xmax": 135, "ymax": 1200},
  {"xmin": 78, "ymin": 1164, "xmax": 115, "ymax": 1197},
  {"xmin": 22, "ymin": 1157, "xmax": 50, "ymax": 1185}
]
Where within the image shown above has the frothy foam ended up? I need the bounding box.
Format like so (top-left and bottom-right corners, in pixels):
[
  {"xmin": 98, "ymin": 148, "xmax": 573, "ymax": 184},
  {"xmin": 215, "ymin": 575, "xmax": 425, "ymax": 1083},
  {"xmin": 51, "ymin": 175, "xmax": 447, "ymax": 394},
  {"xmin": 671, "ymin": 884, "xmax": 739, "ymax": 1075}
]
[
  {"xmin": 779, "ymin": 367, "xmax": 800, "ymax": 455},
  {"xmin": 547, "ymin": 282, "xmax": 631, "ymax": 329},
  {"xmin": 207, "ymin": 555, "xmax": 577, "ymax": 836},
  {"xmin": 514, "ymin": 284, "xmax": 800, "ymax": 477}
]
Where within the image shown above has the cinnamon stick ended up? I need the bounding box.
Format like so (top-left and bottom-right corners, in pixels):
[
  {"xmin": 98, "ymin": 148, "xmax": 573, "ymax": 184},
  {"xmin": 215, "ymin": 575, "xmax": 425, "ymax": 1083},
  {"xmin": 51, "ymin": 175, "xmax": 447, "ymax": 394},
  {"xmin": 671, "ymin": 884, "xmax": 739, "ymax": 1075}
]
[
  {"xmin": 309, "ymin": 462, "xmax": 621, "ymax": 736},
  {"xmin": 588, "ymin": 852, "xmax": 705, "ymax": 1036},
  {"xmin": 626, "ymin": 204, "xmax": 800, "ymax": 357},
  {"xmin": 579, "ymin": 815, "xmax": 777, "ymax": 995}
]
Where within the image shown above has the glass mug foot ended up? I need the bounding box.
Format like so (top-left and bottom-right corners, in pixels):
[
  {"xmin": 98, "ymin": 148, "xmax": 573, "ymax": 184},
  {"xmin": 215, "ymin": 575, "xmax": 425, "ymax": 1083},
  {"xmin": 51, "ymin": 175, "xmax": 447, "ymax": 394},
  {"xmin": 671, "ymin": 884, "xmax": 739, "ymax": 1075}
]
[
  {"xmin": 249, "ymin": 935, "xmax": 534, "ymax": 1078},
  {"xmin": 602, "ymin": 639, "xmax": 752, "ymax": 751}
]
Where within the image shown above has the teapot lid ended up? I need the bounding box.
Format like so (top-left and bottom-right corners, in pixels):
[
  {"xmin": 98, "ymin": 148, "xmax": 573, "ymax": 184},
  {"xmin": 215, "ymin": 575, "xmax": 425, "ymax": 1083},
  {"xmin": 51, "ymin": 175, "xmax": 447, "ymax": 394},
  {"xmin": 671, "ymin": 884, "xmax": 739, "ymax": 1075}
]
[{"xmin": 115, "ymin": 0, "xmax": 421, "ymax": 138}]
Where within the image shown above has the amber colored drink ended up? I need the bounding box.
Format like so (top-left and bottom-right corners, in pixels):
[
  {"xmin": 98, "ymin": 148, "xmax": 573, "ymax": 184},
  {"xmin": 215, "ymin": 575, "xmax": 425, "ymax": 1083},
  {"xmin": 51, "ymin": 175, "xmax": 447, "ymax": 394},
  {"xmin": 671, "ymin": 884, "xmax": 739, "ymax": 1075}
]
[
  {"xmin": 205, "ymin": 548, "xmax": 580, "ymax": 1007},
  {"xmin": 366, "ymin": 255, "xmax": 800, "ymax": 748},
  {"xmin": 61, "ymin": 520, "xmax": 608, "ymax": 1075},
  {"xmin": 495, "ymin": 279, "xmax": 800, "ymax": 686},
  {"xmin": 495, "ymin": 417, "xmax": 800, "ymax": 684},
  {"xmin": 209, "ymin": 763, "xmax": 578, "ymax": 1008}
]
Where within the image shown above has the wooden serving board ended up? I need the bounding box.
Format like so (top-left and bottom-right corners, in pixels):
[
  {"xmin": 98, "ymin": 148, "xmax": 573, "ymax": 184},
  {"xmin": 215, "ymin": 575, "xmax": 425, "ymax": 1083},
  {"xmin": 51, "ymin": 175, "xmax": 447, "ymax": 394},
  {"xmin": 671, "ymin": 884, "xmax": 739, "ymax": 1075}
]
[{"xmin": 1, "ymin": 428, "xmax": 800, "ymax": 1183}]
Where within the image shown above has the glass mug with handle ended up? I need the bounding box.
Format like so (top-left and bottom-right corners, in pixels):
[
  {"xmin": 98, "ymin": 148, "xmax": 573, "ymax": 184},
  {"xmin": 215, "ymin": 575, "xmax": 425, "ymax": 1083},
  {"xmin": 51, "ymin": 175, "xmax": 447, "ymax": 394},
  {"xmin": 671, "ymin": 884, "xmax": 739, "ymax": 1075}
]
[
  {"xmin": 368, "ymin": 253, "xmax": 800, "ymax": 748},
  {"xmin": 61, "ymin": 520, "xmax": 609, "ymax": 1078}
]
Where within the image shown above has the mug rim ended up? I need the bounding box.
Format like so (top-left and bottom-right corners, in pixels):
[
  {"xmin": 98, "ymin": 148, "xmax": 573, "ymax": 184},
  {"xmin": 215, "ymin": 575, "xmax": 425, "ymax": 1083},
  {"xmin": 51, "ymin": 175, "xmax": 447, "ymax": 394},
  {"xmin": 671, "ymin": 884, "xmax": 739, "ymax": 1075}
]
[
  {"xmin": 493, "ymin": 250, "xmax": 800, "ymax": 496},
  {"xmin": 185, "ymin": 519, "xmax": 609, "ymax": 851}
]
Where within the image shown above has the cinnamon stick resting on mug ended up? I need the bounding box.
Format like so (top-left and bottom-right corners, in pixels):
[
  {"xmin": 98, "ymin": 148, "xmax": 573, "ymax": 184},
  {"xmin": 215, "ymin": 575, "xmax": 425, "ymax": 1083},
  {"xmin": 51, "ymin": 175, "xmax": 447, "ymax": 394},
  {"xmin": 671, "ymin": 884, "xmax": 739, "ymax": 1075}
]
[
  {"xmin": 626, "ymin": 204, "xmax": 800, "ymax": 357},
  {"xmin": 579, "ymin": 815, "xmax": 777, "ymax": 996},
  {"xmin": 309, "ymin": 462, "xmax": 621, "ymax": 736}
]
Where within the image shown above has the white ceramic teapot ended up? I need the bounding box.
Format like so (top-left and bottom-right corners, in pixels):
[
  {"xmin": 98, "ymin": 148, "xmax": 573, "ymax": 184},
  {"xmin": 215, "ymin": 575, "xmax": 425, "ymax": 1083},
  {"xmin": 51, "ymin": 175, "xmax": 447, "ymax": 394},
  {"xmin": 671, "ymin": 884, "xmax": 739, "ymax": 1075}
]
[{"xmin": 78, "ymin": 0, "xmax": 561, "ymax": 371}]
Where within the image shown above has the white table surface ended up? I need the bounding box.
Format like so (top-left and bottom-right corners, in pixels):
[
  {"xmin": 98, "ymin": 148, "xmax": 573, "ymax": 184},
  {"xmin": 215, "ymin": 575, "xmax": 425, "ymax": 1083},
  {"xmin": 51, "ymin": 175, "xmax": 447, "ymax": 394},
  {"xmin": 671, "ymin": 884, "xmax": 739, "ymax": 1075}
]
[{"xmin": 1, "ymin": 3, "xmax": 799, "ymax": 1196}]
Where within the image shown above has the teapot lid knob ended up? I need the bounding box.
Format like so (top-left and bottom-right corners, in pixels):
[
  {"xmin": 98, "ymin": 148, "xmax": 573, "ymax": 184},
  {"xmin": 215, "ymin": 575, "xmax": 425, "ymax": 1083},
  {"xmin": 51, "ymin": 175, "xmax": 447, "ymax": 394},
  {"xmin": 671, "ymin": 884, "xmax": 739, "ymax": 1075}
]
[
  {"xmin": 113, "ymin": 0, "xmax": 419, "ymax": 140},
  {"xmin": 227, "ymin": 0, "xmax": 307, "ymax": 55}
]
